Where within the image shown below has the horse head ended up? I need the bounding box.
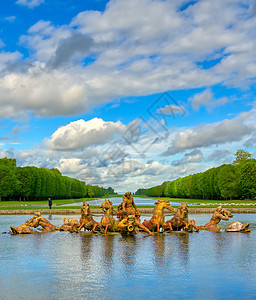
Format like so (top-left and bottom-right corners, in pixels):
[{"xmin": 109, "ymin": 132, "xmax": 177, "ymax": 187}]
[
  {"xmin": 100, "ymin": 199, "xmax": 113, "ymax": 213},
  {"xmin": 81, "ymin": 201, "xmax": 91, "ymax": 216},
  {"xmin": 155, "ymin": 200, "xmax": 174, "ymax": 213}
]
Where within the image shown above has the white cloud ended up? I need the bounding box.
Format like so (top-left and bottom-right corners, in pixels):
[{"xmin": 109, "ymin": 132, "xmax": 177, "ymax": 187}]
[
  {"xmin": 58, "ymin": 158, "xmax": 86, "ymax": 174},
  {"xmin": 0, "ymin": 0, "xmax": 254, "ymax": 120},
  {"xmin": 188, "ymin": 89, "xmax": 228, "ymax": 111},
  {"xmin": 0, "ymin": 51, "xmax": 22, "ymax": 71},
  {"xmin": 16, "ymin": 0, "xmax": 44, "ymax": 9},
  {"xmin": 162, "ymin": 111, "xmax": 255, "ymax": 155},
  {"xmin": 156, "ymin": 104, "xmax": 186, "ymax": 117},
  {"xmin": 46, "ymin": 118, "xmax": 126, "ymax": 151}
]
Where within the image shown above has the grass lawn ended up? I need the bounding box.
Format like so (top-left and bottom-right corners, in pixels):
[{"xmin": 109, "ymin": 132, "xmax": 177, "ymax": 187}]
[{"xmin": 0, "ymin": 196, "xmax": 255, "ymax": 210}]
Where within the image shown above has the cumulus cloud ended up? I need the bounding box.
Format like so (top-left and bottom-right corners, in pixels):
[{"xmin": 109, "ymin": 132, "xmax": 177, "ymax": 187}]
[
  {"xmin": 156, "ymin": 104, "xmax": 186, "ymax": 117},
  {"xmin": 0, "ymin": 0, "xmax": 255, "ymax": 120},
  {"xmin": 189, "ymin": 89, "xmax": 228, "ymax": 111},
  {"xmin": 162, "ymin": 111, "xmax": 254, "ymax": 156},
  {"xmin": 46, "ymin": 118, "xmax": 126, "ymax": 151},
  {"xmin": 58, "ymin": 158, "xmax": 86, "ymax": 174},
  {"xmin": 48, "ymin": 32, "xmax": 94, "ymax": 69},
  {"xmin": 172, "ymin": 149, "xmax": 204, "ymax": 166},
  {"xmin": 16, "ymin": 0, "xmax": 44, "ymax": 9},
  {"xmin": 0, "ymin": 51, "xmax": 22, "ymax": 72}
]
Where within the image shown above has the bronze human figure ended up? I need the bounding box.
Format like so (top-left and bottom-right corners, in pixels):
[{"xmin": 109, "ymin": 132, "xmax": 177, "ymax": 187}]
[
  {"xmin": 200, "ymin": 206, "xmax": 233, "ymax": 232},
  {"xmin": 28, "ymin": 212, "xmax": 56, "ymax": 232},
  {"xmin": 118, "ymin": 215, "xmax": 153, "ymax": 235}
]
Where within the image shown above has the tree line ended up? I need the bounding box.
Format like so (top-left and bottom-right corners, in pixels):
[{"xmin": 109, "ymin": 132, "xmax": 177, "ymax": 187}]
[
  {"xmin": 0, "ymin": 157, "xmax": 116, "ymax": 201},
  {"xmin": 136, "ymin": 151, "xmax": 256, "ymax": 200}
]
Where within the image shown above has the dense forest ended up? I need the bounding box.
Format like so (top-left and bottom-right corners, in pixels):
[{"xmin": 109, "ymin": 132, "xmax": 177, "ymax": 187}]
[
  {"xmin": 136, "ymin": 150, "xmax": 256, "ymax": 200},
  {"xmin": 0, "ymin": 157, "xmax": 116, "ymax": 201}
]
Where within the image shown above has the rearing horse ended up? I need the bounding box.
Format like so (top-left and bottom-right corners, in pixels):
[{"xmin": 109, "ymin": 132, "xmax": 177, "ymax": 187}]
[
  {"xmin": 163, "ymin": 202, "xmax": 199, "ymax": 232},
  {"xmin": 70, "ymin": 201, "xmax": 97, "ymax": 232},
  {"xmin": 142, "ymin": 200, "xmax": 174, "ymax": 232},
  {"xmin": 93, "ymin": 199, "xmax": 118, "ymax": 234}
]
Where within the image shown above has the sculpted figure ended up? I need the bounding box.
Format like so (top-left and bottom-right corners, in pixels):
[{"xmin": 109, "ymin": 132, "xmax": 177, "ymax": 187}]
[
  {"xmin": 71, "ymin": 201, "xmax": 97, "ymax": 232},
  {"xmin": 93, "ymin": 199, "xmax": 118, "ymax": 234},
  {"xmin": 59, "ymin": 218, "xmax": 80, "ymax": 231},
  {"xmin": 225, "ymin": 221, "xmax": 251, "ymax": 232},
  {"xmin": 10, "ymin": 222, "xmax": 35, "ymax": 234},
  {"xmin": 118, "ymin": 215, "xmax": 153, "ymax": 235},
  {"xmin": 28, "ymin": 212, "xmax": 56, "ymax": 232},
  {"xmin": 163, "ymin": 202, "xmax": 199, "ymax": 232},
  {"xmin": 200, "ymin": 206, "xmax": 233, "ymax": 232},
  {"xmin": 120, "ymin": 192, "xmax": 140, "ymax": 220},
  {"xmin": 143, "ymin": 200, "xmax": 174, "ymax": 232}
]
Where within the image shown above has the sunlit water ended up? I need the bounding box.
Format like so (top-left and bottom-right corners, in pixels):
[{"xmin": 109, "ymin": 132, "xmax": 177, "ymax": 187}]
[{"xmin": 1, "ymin": 214, "xmax": 256, "ymax": 300}]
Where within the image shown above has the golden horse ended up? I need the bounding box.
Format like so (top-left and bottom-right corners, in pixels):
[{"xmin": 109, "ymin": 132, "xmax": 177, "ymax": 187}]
[
  {"xmin": 70, "ymin": 201, "xmax": 97, "ymax": 232},
  {"xmin": 163, "ymin": 202, "xmax": 199, "ymax": 232},
  {"xmin": 93, "ymin": 199, "xmax": 118, "ymax": 234},
  {"xmin": 142, "ymin": 200, "xmax": 174, "ymax": 232}
]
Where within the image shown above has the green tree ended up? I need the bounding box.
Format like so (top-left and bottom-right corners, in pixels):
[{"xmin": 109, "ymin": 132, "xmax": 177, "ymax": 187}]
[
  {"xmin": 239, "ymin": 159, "xmax": 256, "ymax": 199},
  {"xmin": 0, "ymin": 157, "xmax": 17, "ymax": 167},
  {"xmin": 217, "ymin": 165, "xmax": 240, "ymax": 200},
  {"xmin": 0, "ymin": 165, "xmax": 18, "ymax": 200},
  {"xmin": 233, "ymin": 149, "xmax": 252, "ymax": 165}
]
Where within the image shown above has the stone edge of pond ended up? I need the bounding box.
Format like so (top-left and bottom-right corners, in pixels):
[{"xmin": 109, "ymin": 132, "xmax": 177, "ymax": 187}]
[{"xmin": 1, "ymin": 207, "xmax": 256, "ymax": 215}]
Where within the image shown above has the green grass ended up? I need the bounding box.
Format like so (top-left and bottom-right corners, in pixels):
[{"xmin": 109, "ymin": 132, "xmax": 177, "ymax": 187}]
[{"xmin": 1, "ymin": 196, "xmax": 255, "ymax": 211}]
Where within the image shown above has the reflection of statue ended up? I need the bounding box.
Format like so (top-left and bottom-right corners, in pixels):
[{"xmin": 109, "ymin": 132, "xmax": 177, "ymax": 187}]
[
  {"xmin": 119, "ymin": 192, "xmax": 140, "ymax": 220},
  {"xmin": 118, "ymin": 215, "xmax": 153, "ymax": 235},
  {"xmin": 72, "ymin": 201, "xmax": 97, "ymax": 232},
  {"xmin": 10, "ymin": 222, "xmax": 35, "ymax": 234},
  {"xmin": 225, "ymin": 222, "xmax": 251, "ymax": 232},
  {"xmin": 28, "ymin": 212, "xmax": 56, "ymax": 232},
  {"xmin": 143, "ymin": 200, "xmax": 174, "ymax": 232},
  {"xmin": 200, "ymin": 206, "xmax": 233, "ymax": 232},
  {"xmin": 93, "ymin": 199, "xmax": 118, "ymax": 234},
  {"xmin": 163, "ymin": 202, "xmax": 199, "ymax": 232}
]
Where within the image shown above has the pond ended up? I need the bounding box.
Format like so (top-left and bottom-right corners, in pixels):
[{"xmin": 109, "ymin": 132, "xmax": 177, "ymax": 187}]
[
  {"xmin": 1, "ymin": 214, "xmax": 256, "ymax": 299},
  {"xmin": 59, "ymin": 196, "xmax": 187, "ymax": 207}
]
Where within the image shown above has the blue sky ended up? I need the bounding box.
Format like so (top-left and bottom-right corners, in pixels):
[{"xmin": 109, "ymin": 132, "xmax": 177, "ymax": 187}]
[{"xmin": 0, "ymin": 0, "xmax": 256, "ymax": 193}]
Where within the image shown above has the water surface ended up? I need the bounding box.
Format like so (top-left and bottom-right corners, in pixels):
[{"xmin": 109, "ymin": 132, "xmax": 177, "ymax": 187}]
[
  {"xmin": 1, "ymin": 214, "xmax": 256, "ymax": 299},
  {"xmin": 59, "ymin": 196, "xmax": 184, "ymax": 207}
]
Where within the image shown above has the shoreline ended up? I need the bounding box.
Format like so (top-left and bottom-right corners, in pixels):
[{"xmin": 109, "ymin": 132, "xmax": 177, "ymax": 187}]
[{"xmin": 1, "ymin": 207, "xmax": 256, "ymax": 215}]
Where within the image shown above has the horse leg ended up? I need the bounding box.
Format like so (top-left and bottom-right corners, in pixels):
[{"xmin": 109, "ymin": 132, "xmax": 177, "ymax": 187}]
[
  {"xmin": 105, "ymin": 224, "xmax": 110, "ymax": 234},
  {"xmin": 77, "ymin": 222, "xmax": 85, "ymax": 232},
  {"xmin": 168, "ymin": 222, "xmax": 173, "ymax": 231},
  {"xmin": 157, "ymin": 223, "xmax": 160, "ymax": 233},
  {"xmin": 92, "ymin": 223, "xmax": 97, "ymax": 232}
]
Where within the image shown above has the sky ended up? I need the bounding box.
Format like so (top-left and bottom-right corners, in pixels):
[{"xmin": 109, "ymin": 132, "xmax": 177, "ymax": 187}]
[{"xmin": 0, "ymin": 0, "xmax": 256, "ymax": 193}]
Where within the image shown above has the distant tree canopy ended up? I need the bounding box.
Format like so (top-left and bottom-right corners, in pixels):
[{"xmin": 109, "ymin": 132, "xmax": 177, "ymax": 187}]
[
  {"xmin": 136, "ymin": 152, "xmax": 256, "ymax": 200},
  {"xmin": 232, "ymin": 149, "xmax": 252, "ymax": 165},
  {"xmin": 0, "ymin": 157, "xmax": 116, "ymax": 201}
]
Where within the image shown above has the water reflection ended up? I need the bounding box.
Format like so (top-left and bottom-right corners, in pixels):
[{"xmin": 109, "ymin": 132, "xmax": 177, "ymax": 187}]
[
  {"xmin": 80, "ymin": 234, "xmax": 93, "ymax": 261},
  {"xmin": 1, "ymin": 214, "xmax": 256, "ymax": 299},
  {"xmin": 119, "ymin": 235, "xmax": 137, "ymax": 276},
  {"xmin": 102, "ymin": 235, "xmax": 115, "ymax": 267},
  {"xmin": 175, "ymin": 233, "xmax": 190, "ymax": 268}
]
